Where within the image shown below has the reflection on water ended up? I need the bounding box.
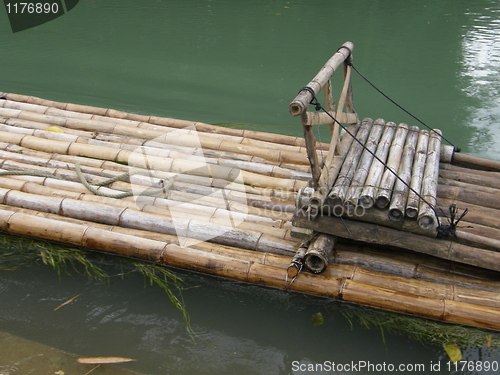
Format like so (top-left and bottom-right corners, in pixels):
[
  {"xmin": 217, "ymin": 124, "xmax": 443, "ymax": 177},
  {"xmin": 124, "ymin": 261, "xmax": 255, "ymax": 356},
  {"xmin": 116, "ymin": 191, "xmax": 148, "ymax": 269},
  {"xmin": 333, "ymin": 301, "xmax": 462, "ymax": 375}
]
[{"xmin": 460, "ymin": 4, "xmax": 500, "ymax": 159}]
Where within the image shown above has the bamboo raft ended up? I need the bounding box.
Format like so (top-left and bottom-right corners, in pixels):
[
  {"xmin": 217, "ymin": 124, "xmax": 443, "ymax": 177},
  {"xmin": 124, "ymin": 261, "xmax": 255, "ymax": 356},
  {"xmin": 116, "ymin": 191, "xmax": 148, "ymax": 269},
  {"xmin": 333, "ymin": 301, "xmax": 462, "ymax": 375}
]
[{"xmin": 1, "ymin": 44, "xmax": 500, "ymax": 332}]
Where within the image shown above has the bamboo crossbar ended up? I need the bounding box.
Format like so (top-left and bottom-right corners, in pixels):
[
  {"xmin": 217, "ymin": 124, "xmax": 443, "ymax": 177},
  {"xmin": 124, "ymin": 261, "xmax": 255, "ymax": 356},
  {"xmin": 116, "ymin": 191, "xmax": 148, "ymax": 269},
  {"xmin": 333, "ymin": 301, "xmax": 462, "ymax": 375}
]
[{"xmin": 288, "ymin": 42, "xmax": 354, "ymax": 116}]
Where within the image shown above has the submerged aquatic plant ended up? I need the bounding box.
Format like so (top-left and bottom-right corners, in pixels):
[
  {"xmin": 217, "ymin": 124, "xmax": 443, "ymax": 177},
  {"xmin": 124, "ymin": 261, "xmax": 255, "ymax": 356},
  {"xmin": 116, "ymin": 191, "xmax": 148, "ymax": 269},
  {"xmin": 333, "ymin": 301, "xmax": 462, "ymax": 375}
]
[
  {"xmin": 0, "ymin": 232, "xmax": 194, "ymax": 339},
  {"xmin": 342, "ymin": 305, "xmax": 500, "ymax": 349}
]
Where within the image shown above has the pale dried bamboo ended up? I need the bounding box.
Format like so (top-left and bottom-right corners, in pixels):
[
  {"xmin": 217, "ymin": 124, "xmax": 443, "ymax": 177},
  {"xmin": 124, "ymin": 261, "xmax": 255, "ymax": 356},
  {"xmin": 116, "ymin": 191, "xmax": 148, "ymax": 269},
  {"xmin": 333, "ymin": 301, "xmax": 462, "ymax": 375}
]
[
  {"xmin": 375, "ymin": 123, "xmax": 409, "ymax": 208},
  {"xmin": 1, "ymin": 98, "xmax": 314, "ymax": 150},
  {"xmin": 317, "ymin": 122, "xmax": 360, "ymax": 203},
  {"xmin": 405, "ymin": 130, "xmax": 429, "ymax": 218},
  {"xmin": 0, "ymin": 130, "xmax": 306, "ymax": 191},
  {"xmin": 327, "ymin": 118, "xmax": 373, "ymax": 206},
  {"xmin": 417, "ymin": 129, "xmax": 442, "ymax": 230},
  {"xmin": 359, "ymin": 121, "xmax": 395, "ymax": 208},
  {"xmin": 388, "ymin": 126, "xmax": 419, "ymax": 221},
  {"xmin": 345, "ymin": 118, "xmax": 385, "ymax": 207}
]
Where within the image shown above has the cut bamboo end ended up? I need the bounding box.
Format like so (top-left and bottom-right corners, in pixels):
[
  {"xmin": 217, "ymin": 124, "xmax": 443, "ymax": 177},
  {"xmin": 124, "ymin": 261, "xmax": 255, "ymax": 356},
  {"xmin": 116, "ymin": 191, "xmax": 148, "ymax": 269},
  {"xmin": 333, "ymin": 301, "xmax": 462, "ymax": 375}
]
[{"xmin": 303, "ymin": 233, "xmax": 336, "ymax": 274}]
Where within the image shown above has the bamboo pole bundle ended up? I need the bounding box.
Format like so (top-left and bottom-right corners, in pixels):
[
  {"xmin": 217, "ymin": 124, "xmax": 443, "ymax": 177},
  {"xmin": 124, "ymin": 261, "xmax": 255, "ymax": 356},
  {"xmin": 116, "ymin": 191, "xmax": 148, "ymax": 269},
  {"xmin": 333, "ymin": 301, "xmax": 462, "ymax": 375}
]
[
  {"xmin": 0, "ymin": 151, "xmax": 297, "ymax": 220},
  {"xmin": 417, "ymin": 129, "xmax": 442, "ymax": 230},
  {"xmin": 0, "ymin": 142, "xmax": 299, "ymax": 202},
  {"xmin": 388, "ymin": 126, "xmax": 419, "ymax": 221},
  {"xmin": 0, "ymin": 188, "xmax": 297, "ymax": 255},
  {"xmin": 293, "ymin": 213, "xmax": 500, "ymax": 272},
  {"xmin": 359, "ymin": 121, "xmax": 396, "ymax": 208},
  {"xmin": 1, "ymin": 98, "xmax": 316, "ymax": 153},
  {"xmin": 0, "ymin": 107, "xmax": 311, "ymax": 166},
  {"xmin": 327, "ymin": 118, "xmax": 373, "ymax": 206},
  {"xmin": 303, "ymin": 233, "xmax": 336, "ymax": 274},
  {"xmin": 2, "ymin": 204, "xmax": 500, "ymax": 330},
  {"xmin": 0, "ymin": 130, "xmax": 306, "ymax": 191},
  {"xmin": 0, "ymin": 175, "xmax": 296, "ymax": 239},
  {"xmin": 375, "ymin": 123, "xmax": 409, "ymax": 208},
  {"xmin": 2, "ymin": 93, "xmax": 316, "ymax": 149},
  {"xmin": 344, "ymin": 119, "xmax": 385, "ymax": 208},
  {"xmin": 405, "ymin": 130, "xmax": 429, "ymax": 218}
]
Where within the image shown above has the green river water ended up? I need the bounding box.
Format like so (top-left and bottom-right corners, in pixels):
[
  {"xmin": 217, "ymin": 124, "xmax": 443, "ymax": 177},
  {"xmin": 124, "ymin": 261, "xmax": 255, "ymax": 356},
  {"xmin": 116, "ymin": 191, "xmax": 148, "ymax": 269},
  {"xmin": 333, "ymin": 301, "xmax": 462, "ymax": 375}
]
[{"xmin": 0, "ymin": 1, "xmax": 499, "ymax": 374}]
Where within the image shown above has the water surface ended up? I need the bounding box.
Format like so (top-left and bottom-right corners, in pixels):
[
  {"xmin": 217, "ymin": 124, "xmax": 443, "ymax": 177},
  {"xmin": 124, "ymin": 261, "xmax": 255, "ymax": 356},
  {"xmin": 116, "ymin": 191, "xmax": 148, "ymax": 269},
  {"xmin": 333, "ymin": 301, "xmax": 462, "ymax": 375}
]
[{"xmin": 0, "ymin": 1, "xmax": 499, "ymax": 374}]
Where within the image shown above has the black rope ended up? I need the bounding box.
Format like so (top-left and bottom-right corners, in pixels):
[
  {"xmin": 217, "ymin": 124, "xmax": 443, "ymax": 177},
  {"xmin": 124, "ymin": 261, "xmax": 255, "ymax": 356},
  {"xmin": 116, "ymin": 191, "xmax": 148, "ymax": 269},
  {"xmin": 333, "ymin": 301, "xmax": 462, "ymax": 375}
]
[
  {"xmin": 345, "ymin": 57, "xmax": 460, "ymax": 152},
  {"xmin": 299, "ymin": 86, "xmax": 443, "ymax": 230}
]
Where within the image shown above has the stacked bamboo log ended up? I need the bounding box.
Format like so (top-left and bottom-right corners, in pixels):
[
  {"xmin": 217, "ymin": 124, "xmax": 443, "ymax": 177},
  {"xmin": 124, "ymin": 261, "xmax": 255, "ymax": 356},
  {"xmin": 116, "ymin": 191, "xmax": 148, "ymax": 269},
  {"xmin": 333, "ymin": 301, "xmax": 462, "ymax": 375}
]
[
  {"xmin": 1, "ymin": 92, "xmax": 500, "ymax": 332},
  {"xmin": 298, "ymin": 118, "xmax": 448, "ymax": 235}
]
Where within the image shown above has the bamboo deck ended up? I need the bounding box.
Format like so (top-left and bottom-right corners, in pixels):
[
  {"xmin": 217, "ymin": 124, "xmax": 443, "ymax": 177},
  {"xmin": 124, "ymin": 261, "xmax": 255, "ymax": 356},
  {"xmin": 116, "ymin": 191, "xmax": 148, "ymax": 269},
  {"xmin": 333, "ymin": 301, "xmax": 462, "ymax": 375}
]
[{"xmin": 1, "ymin": 91, "xmax": 500, "ymax": 332}]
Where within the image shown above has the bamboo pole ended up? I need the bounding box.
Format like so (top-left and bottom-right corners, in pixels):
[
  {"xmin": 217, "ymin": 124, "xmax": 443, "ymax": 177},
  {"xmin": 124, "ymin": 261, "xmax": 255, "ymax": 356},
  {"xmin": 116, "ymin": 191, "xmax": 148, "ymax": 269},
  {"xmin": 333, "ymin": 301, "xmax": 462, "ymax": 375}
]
[
  {"xmin": 327, "ymin": 118, "xmax": 373, "ymax": 206},
  {"xmin": 375, "ymin": 123, "xmax": 409, "ymax": 208},
  {"xmin": 439, "ymin": 166, "xmax": 500, "ymax": 190},
  {"xmin": 293, "ymin": 212, "xmax": 500, "ymax": 272},
  {"xmin": 303, "ymin": 233, "xmax": 336, "ymax": 274},
  {"xmin": 359, "ymin": 121, "xmax": 395, "ymax": 208},
  {"xmin": 331, "ymin": 247, "xmax": 500, "ymax": 293},
  {"xmin": 345, "ymin": 119, "xmax": 385, "ymax": 208},
  {"xmin": 405, "ymin": 130, "xmax": 429, "ymax": 218},
  {"xmin": 437, "ymin": 184, "xmax": 500, "ymax": 210},
  {"xmin": 388, "ymin": 126, "xmax": 419, "ymax": 221},
  {"xmin": 417, "ymin": 129, "xmax": 442, "ymax": 230},
  {"xmin": 289, "ymin": 41, "xmax": 354, "ymax": 116},
  {"xmin": 317, "ymin": 122, "xmax": 360, "ymax": 203},
  {"xmin": 453, "ymin": 152, "xmax": 500, "ymax": 171}
]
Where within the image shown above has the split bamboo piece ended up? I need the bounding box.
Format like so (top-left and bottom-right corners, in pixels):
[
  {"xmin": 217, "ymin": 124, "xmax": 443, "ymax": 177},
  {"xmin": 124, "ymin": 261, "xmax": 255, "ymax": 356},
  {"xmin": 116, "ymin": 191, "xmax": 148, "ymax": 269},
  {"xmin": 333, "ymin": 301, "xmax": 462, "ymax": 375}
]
[
  {"xmin": 417, "ymin": 129, "xmax": 442, "ymax": 230},
  {"xmin": 327, "ymin": 118, "xmax": 373, "ymax": 206},
  {"xmin": 388, "ymin": 126, "xmax": 419, "ymax": 221},
  {"xmin": 344, "ymin": 119, "xmax": 385, "ymax": 208},
  {"xmin": 405, "ymin": 130, "xmax": 429, "ymax": 218},
  {"xmin": 359, "ymin": 121, "xmax": 396, "ymax": 208},
  {"xmin": 375, "ymin": 123, "xmax": 409, "ymax": 208}
]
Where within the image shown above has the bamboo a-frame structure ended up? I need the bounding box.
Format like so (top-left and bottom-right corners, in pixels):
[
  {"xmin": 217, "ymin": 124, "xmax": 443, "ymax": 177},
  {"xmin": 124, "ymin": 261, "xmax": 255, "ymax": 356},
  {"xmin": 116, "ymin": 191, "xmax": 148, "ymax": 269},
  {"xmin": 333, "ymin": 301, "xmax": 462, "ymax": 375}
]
[{"xmin": 289, "ymin": 41, "xmax": 359, "ymax": 192}]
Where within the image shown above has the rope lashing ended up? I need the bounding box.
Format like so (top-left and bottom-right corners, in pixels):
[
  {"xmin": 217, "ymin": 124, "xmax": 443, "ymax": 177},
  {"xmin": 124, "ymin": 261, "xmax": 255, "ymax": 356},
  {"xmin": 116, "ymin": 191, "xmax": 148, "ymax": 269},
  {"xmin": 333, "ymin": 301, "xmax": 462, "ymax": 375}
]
[{"xmin": 0, "ymin": 162, "xmax": 174, "ymax": 199}]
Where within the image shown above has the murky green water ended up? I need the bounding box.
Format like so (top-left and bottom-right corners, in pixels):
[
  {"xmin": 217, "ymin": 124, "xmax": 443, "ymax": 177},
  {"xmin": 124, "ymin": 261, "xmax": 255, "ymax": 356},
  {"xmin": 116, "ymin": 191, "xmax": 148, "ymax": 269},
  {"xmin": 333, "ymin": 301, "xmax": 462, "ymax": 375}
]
[{"xmin": 1, "ymin": 1, "xmax": 500, "ymax": 374}]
